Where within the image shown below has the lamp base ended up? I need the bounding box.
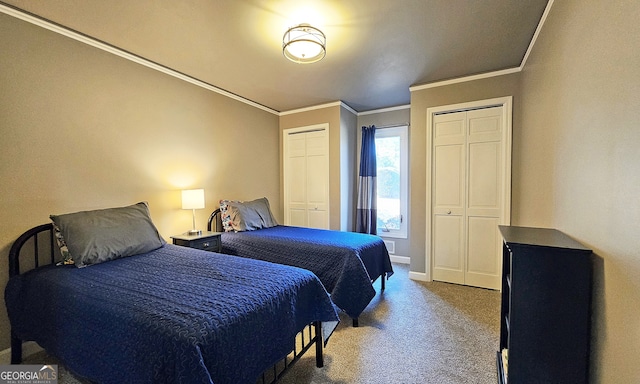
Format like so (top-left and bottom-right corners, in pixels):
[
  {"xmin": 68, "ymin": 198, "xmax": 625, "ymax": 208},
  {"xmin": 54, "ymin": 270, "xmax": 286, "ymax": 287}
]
[{"xmin": 187, "ymin": 229, "xmax": 202, "ymax": 236}]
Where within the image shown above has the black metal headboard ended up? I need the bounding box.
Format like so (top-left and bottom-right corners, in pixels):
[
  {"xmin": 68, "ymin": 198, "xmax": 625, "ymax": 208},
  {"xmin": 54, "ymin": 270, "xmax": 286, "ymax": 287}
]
[
  {"xmin": 9, "ymin": 223, "xmax": 59, "ymax": 277},
  {"xmin": 8, "ymin": 223, "xmax": 61, "ymax": 364},
  {"xmin": 207, "ymin": 208, "xmax": 222, "ymax": 232}
]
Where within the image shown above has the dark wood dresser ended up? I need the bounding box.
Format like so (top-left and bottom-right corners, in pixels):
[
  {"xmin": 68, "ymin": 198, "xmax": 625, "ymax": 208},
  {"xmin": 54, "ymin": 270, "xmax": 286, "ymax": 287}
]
[{"xmin": 497, "ymin": 225, "xmax": 592, "ymax": 384}]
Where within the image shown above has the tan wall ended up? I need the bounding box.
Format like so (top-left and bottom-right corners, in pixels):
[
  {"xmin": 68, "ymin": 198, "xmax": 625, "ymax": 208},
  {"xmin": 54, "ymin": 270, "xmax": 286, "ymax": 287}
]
[
  {"xmin": 518, "ymin": 1, "xmax": 640, "ymax": 382},
  {"xmin": 409, "ymin": 74, "xmax": 521, "ymax": 273},
  {"xmin": 279, "ymin": 106, "xmax": 343, "ymax": 230},
  {"xmin": 339, "ymin": 106, "xmax": 358, "ymax": 231},
  {"xmin": 0, "ymin": 14, "xmax": 279, "ymax": 349}
]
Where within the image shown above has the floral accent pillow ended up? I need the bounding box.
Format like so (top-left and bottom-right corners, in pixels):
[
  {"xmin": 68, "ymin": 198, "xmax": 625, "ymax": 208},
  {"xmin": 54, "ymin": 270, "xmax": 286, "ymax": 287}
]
[
  {"xmin": 226, "ymin": 198, "xmax": 278, "ymax": 232},
  {"xmin": 52, "ymin": 223, "xmax": 75, "ymax": 265},
  {"xmin": 219, "ymin": 199, "xmax": 240, "ymax": 232}
]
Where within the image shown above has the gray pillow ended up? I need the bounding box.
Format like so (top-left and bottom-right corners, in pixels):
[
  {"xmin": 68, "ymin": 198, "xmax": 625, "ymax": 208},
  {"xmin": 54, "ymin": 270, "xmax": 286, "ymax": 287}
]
[
  {"xmin": 50, "ymin": 202, "xmax": 165, "ymax": 268},
  {"xmin": 227, "ymin": 197, "xmax": 278, "ymax": 231}
]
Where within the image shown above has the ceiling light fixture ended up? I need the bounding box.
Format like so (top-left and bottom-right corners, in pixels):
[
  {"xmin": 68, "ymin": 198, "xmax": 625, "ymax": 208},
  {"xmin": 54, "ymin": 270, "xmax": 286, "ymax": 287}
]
[{"xmin": 283, "ymin": 23, "xmax": 326, "ymax": 64}]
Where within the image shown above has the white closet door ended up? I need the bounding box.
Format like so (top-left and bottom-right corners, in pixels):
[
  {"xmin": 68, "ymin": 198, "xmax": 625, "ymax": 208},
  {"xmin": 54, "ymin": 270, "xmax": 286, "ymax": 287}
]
[
  {"xmin": 286, "ymin": 134, "xmax": 308, "ymax": 227},
  {"xmin": 284, "ymin": 125, "xmax": 329, "ymax": 229},
  {"xmin": 431, "ymin": 106, "xmax": 506, "ymax": 290},
  {"xmin": 465, "ymin": 107, "xmax": 503, "ymax": 289},
  {"xmin": 305, "ymin": 130, "xmax": 329, "ymax": 228},
  {"xmin": 432, "ymin": 112, "xmax": 466, "ymax": 285}
]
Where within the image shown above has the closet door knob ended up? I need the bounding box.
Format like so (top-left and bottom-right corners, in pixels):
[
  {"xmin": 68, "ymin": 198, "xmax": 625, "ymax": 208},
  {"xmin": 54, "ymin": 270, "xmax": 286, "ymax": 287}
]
[{"xmin": 447, "ymin": 210, "xmax": 452, "ymax": 215}]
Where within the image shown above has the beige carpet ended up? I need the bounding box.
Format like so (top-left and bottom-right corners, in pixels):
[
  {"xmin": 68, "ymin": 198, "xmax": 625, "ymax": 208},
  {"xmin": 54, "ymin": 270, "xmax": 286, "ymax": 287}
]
[{"xmin": 24, "ymin": 263, "xmax": 501, "ymax": 384}]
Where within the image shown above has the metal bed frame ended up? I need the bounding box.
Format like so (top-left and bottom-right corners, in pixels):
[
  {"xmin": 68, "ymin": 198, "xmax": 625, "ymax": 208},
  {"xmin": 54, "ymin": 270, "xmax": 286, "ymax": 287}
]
[{"xmin": 8, "ymin": 223, "xmax": 324, "ymax": 384}]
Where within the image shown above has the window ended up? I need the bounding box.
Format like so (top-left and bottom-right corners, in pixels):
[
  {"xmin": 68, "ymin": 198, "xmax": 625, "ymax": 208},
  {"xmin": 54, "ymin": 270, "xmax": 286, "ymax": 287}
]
[{"xmin": 375, "ymin": 125, "xmax": 408, "ymax": 238}]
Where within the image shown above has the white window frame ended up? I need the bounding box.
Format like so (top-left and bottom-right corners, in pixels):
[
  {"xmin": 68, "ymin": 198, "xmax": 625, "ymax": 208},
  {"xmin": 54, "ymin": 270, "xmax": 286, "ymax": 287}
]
[{"xmin": 375, "ymin": 125, "xmax": 408, "ymax": 239}]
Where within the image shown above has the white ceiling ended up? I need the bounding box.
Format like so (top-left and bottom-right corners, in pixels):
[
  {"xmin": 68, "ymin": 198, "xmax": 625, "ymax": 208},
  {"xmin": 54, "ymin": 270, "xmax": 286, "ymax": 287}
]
[{"xmin": 2, "ymin": 0, "xmax": 549, "ymax": 113}]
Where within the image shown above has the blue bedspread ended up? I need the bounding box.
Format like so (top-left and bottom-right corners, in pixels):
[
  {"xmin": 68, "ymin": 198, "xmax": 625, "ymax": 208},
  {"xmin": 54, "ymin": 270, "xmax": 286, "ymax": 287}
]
[
  {"xmin": 221, "ymin": 226, "xmax": 394, "ymax": 319},
  {"xmin": 5, "ymin": 244, "xmax": 338, "ymax": 384}
]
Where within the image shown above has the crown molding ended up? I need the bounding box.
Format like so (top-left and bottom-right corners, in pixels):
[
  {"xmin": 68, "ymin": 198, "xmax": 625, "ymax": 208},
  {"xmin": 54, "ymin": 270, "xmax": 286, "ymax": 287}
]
[
  {"xmin": 0, "ymin": 3, "xmax": 279, "ymax": 115},
  {"xmin": 409, "ymin": 67, "xmax": 521, "ymax": 92},
  {"xmin": 281, "ymin": 102, "xmax": 411, "ymax": 117},
  {"xmin": 358, "ymin": 104, "xmax": 410, "ymax": 116},
  {"xmin": 340, "ymin": 102, "xmax": 358, "ymax": 115},
  {"xmin": 520, "ymin": 0, "xmax": 554, "ymax": 69},
  {"xmin": 279, "ymin": 101, "xmax": 355, "ymax": 116}
]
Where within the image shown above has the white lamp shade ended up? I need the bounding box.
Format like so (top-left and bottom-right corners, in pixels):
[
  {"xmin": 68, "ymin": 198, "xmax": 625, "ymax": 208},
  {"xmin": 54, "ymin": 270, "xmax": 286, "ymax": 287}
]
[{"xmin": 181, "ymin": 189, "xmax": 205, "ymax": 210}]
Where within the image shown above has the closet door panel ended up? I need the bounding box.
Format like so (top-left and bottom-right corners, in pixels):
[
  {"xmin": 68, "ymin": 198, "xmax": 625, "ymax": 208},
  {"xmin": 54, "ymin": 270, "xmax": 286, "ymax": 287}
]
[
  {"xmin": 466, "ymin": 108, "xmax": 503, "ymax": 289},
  {"xmin": 468, "ymin": 107, "xmax": 502, "ymax": 142},
  {"xmin": 305, "ymin": 130, "xmax": 329, "ymax": 228},
  {"xmin": 432, "ymin": 112, "xmax": 466, "ymax": 284},
  {"xmin": 289, "ymin": 209, "xmax": 307, "ymax": 227},
  {"xmin": 468, "ymin": 141, "xmax": 501, "ymax": 214},
  {"xmin": 466, "ymin": 216, "xmax": 501, "ymax": 289},
  {"xmin": 433, "ymin": 144, "xmax": 465, "ymax": 214},
  {"xmin": 432, "ymin": 214, "xmax": 465, "ymax": 284},
  {"xmin": 306, "ymin": 151, "xmax": 328, "ymax": 212},
  {"xmin": 286, "ymin": 135, "xmax": 307, "ymax": 226}
]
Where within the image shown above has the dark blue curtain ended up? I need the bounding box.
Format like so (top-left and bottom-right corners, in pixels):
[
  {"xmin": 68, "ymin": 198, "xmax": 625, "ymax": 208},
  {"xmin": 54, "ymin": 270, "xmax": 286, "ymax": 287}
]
[{"xmin": 356, "ymin": 125, "xmax": 377, "ymax": 234}]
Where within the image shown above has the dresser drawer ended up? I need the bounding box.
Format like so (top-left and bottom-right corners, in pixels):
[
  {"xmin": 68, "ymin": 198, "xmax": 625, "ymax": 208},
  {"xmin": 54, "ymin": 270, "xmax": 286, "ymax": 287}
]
[
  {"xmin": 189, "ymin": 237, "xmax": 220, "ymax": 252},
  {"xmin": 171, "ymin": 232, "xmax": 222, "ymax": 253}
]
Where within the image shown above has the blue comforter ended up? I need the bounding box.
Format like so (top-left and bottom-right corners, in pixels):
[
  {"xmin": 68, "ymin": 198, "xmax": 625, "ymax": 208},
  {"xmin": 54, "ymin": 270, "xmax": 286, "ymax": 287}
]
[
  {"xmin": 5, "ymin": 244, "xmax": 338, "ymax": 384},
  {"xmin": 221, "ymin": 226, "xmax": 394, "ymax": 319}
]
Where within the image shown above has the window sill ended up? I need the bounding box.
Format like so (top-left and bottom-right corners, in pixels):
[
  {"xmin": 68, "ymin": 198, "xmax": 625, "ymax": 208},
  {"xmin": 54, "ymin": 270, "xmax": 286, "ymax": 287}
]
[{"xmin": 378, "ymin": 231, "xmax": 407, "ymax": 239}]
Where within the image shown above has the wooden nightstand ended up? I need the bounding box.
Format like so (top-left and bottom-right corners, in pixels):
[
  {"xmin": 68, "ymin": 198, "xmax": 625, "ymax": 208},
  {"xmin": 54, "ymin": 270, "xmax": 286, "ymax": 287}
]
[{"xmin": 171, "ymin": 231, "xmax": 223, "ymax": 253}]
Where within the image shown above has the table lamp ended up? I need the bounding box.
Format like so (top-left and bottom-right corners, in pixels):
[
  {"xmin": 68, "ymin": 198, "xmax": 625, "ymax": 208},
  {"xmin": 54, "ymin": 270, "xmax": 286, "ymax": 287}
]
[{"xmin": 182, "ymin": 188, "xmax": 205, "ymax": 235}]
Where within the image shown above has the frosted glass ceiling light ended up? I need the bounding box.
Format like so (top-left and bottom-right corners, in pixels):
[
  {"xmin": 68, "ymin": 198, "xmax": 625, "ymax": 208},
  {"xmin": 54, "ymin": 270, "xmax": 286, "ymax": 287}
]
[{"xmin": 283, "ymin": 23, "xmax": 326, "ymax": 64}]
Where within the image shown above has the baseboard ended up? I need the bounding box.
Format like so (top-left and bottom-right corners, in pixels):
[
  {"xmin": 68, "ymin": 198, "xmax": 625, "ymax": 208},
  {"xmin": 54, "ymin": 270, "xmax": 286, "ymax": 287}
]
[
  {"xmin": 0, "ymin": 341, "xmax": 43, "ymax": 364},
  {"xmin": 409, "ymin": 271, "xmax": 430, "ymax": 282},
  {"xmin": 390, "ymin": 255, "xmax": 410, "ymax": 264}
]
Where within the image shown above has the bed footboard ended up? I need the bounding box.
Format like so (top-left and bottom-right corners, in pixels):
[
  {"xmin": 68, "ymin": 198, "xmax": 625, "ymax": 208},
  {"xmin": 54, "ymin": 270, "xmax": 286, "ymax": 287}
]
[{"xmin": 257, "ymin": 321, "xmax": 324, "ymax": 384}]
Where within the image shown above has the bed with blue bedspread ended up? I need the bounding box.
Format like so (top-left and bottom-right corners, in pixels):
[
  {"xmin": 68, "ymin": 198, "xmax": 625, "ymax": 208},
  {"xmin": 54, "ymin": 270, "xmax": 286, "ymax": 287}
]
[
  {"xmin": 209, "ymin": 200, "xmax": 394, "ymax": 326},
  {"xmin": 6, "ymin": 204, "xmax": 339, "ymax": 384}
]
